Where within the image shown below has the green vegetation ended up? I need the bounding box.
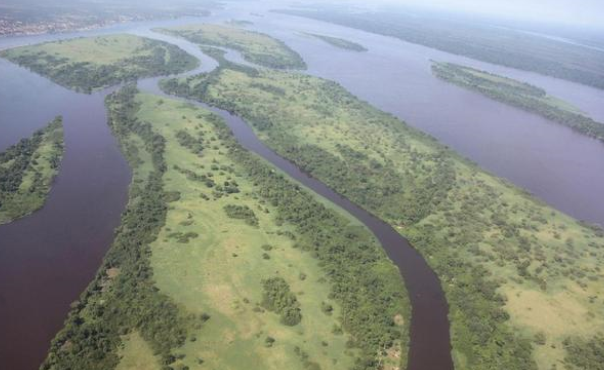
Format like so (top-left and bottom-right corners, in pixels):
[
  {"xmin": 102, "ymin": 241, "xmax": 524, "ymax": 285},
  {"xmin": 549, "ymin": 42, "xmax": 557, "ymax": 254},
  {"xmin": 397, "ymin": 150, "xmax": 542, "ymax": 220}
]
[
  {"xmin": 155, "ymin": 24, "xmax": 306, "ymax": 69},
  {"xmin": 0, "ymin": 34, "xmax": 198, "ymax": 92},
  {"xmin": 432, "ymin": 62, "xmax": 604, "ymax": 143},
  {"xmin": 225, "ymin": 19, "xmax": 254, "ymax": 27},
  {"xmin": 223, "ymin": 204, "xmax": 259, "ymax": 226},
  {"xmin": 42, "ymin": 86, "xmax": 409, "ymax": 370},
  {"xmin": 277, "ymin": 8, "xmax": 604, "ymax": 89},
  {"xmin": 115, "ymin": 331, "xmax": 161, "ymax": 370},
  {"xmin": 305, "ymin": 33, "xmax": 367, "ymax": 52},
  {"xmin": 563, "ymin": 336, "xmax": 604, "ymax": 370},
  {"xmin": 0, "ymin": 117, "xmax": 64, "ymax": 224},
  {"xmin": 261, "ymin": 277, "xmax": 302, "ymax": 326},
  {"xmin": 163, "ymin": 65, "xmax": 604, "ymax": 370}
]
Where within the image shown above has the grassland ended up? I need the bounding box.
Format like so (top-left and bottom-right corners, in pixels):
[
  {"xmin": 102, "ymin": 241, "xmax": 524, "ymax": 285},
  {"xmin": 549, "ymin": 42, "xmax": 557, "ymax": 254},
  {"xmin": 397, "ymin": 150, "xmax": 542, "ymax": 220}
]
[
  {"xmin": 305, "ymin": 33, "xmax": 367, "ymax": 52},
  {"xmin": 42, "ymin": 86, "xmax": 409, "ymax": 370},
  {"xmin": 0, "ymin": 117, "xmax": 64, "ymax": 224},
  {"xmin": 155, "ymin": 24, "xmax": 306, "ymax": 69},
  {"xmin": 0, "ymin": 34, "xmax": 198, "ymax": 92},
  {"xmin": 432, "ymin": 62, "xmax": 604, "ymax": 143},
  {"xmin": 163, "ymin": 66, "xmax": 604, "ymax": 370},
  {"xmin": 277, "ymin": 8, "xmax": 604, "ymax": 90},
  {"xmin": 115, "ymin": 332, "xmax": 160, "ymax": 370}
]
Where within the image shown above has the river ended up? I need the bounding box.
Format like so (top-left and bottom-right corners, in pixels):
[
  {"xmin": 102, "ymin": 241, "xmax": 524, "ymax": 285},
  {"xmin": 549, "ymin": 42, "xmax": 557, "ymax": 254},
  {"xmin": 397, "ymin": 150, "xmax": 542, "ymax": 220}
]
[{"xmin": 1, "ymin": 2, "xmax": 603, "ymax": 369}]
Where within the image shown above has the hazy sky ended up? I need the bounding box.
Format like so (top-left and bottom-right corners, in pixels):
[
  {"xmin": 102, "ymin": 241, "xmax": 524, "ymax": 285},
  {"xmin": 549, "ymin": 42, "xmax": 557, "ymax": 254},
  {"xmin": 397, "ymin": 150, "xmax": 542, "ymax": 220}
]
[{"xmin": 365, "ymin": 0, "xmax": 604, "ymax": 27}]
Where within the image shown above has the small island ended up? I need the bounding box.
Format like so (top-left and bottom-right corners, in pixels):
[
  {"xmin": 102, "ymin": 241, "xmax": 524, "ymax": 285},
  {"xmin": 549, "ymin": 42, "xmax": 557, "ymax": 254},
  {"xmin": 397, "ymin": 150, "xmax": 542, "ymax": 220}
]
[
  {"xmin": 432, "ymin": 61, "xmax": 604, "ymax": 143},
  {"xmin": 225, "ymin": 19, "xmax": 254, "ymax": 27},
  {"xmin": 0, "ymin": 34, "xmax": 198, "ymax": 92},
  {"xmin": 0, "ymin": 117, "xmax": 64, "ymax": 224},
  {"xmin": 306, "ymin": 33, "xmax": 367, "ymax": 52},
  {"xmin": 155, "ymin": 24, "xmax": 306, "ymax": 70}
]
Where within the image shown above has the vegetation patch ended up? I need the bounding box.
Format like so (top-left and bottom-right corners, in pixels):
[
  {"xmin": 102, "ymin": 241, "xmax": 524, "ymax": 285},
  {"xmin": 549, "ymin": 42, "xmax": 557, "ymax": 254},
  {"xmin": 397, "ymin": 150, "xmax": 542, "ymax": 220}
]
[
  {"xmin": 0, "ymin": 116, "xmax": 64, "ymax": 224},
  {"xmin": 223, "ymin": 204, "xmax": 259, "ymax": 226},
  {"xmin": 0, "ymin": 34, "xmax": 198, "ymax": 92},
  {"xmin": 115, "ymin": 332, "xmax": 161, "ymax": 370},
  {"xmin": 155, "ymin": 23, "xmax": 306, "ymax": 69},
  {"xmin": 432, "ymin": 62, "xmax": 604, "ymax": 143},
  {"xmin": 261, "ymin": 277, "xmax": 302, "ymax": 326},
  {"xmin": 563, "ymin": 335, "xmax": 604, "ymax": 370},
  {"xmin": 305, "ymin": 33, "xmax": 367, "ymax": 52}
]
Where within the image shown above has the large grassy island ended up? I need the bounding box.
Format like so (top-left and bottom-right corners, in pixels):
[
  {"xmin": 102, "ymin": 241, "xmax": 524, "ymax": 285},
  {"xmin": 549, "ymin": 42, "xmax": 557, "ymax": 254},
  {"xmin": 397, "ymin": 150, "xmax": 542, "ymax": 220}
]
[
  {"xmin": 0, "ymin": 34, "xmax": 198, "ymax": 92},
  {"xmin": 155, "ymin": 24, "xmax": 306, "ymax": 70},
  {"xmin": 432, "ymin": 62, "xmax": 604, "ymax": 143},
  {"xmin": 41, "ymin": 87, "xmax": 409, "ymax": 370},
  {"xmin": 0, "ymin": 117, "xmax": 64, "ymax": 224},
  {"xmin": 162, "ymin": 63, "xmax": 604, "ymax": 370}
]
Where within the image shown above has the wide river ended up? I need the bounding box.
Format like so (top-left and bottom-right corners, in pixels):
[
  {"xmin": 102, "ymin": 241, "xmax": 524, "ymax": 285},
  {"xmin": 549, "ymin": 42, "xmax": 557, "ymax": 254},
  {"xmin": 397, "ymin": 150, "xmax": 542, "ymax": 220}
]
[{"xmin": 1, "ymin": 2, "xmax": 603, "ymax": 369}]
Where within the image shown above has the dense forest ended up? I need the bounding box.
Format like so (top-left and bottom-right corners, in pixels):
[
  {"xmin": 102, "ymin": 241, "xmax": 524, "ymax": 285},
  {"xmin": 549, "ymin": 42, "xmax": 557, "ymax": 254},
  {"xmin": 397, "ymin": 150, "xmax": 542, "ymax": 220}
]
[
  {"xmin": 432, "ymin": 62, "xmax": 604, "ymax": 143},
  {"xmin": 162, "ymin": 63, "xmax": 604, "ymax": 370},
  {"xmin": 277, "ymin": 9, "xmax": 604, "ymax": 90},
  {"xmin": 0, "ymin": 117, "xmax": 64, "ymax": 224},
  {"xmin": 0, "ymin": 35, "xmax": 198, "ymax": 92}
]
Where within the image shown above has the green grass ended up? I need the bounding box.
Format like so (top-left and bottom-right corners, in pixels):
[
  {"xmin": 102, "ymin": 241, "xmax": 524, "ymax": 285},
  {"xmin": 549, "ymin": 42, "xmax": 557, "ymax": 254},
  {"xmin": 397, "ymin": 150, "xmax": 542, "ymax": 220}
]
[
  {"xmin": 304, "ymin": 33, "xmax": 367, "ymax": 52},
  {"xmin": 164, "ymin": 66, "xmax": 604, "ymax": 370},
  {"xmin": 0, "ymin": 117, "xmax": 64, "ymax": 224},
  {"xmin": 0, "ymin": 34, "xmax": 198, "ymax": 92},
  {"xmin": 155, "ymin": 24, "xmax": 306, "ymax": 70},
  {"xmin": 114, "ymin": 93, "xmax": 362, "ymax": 370},
  {"xmin": 116, "ymin": 332, "xmax": 161, "ymax": 370}
]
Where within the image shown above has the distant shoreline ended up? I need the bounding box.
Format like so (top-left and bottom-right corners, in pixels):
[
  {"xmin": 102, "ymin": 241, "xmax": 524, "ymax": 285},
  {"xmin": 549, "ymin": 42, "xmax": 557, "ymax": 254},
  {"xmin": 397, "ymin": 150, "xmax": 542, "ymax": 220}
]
[{"xmin": 0, "ymin": 11, "xmax": 210, "ymax": 38}]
